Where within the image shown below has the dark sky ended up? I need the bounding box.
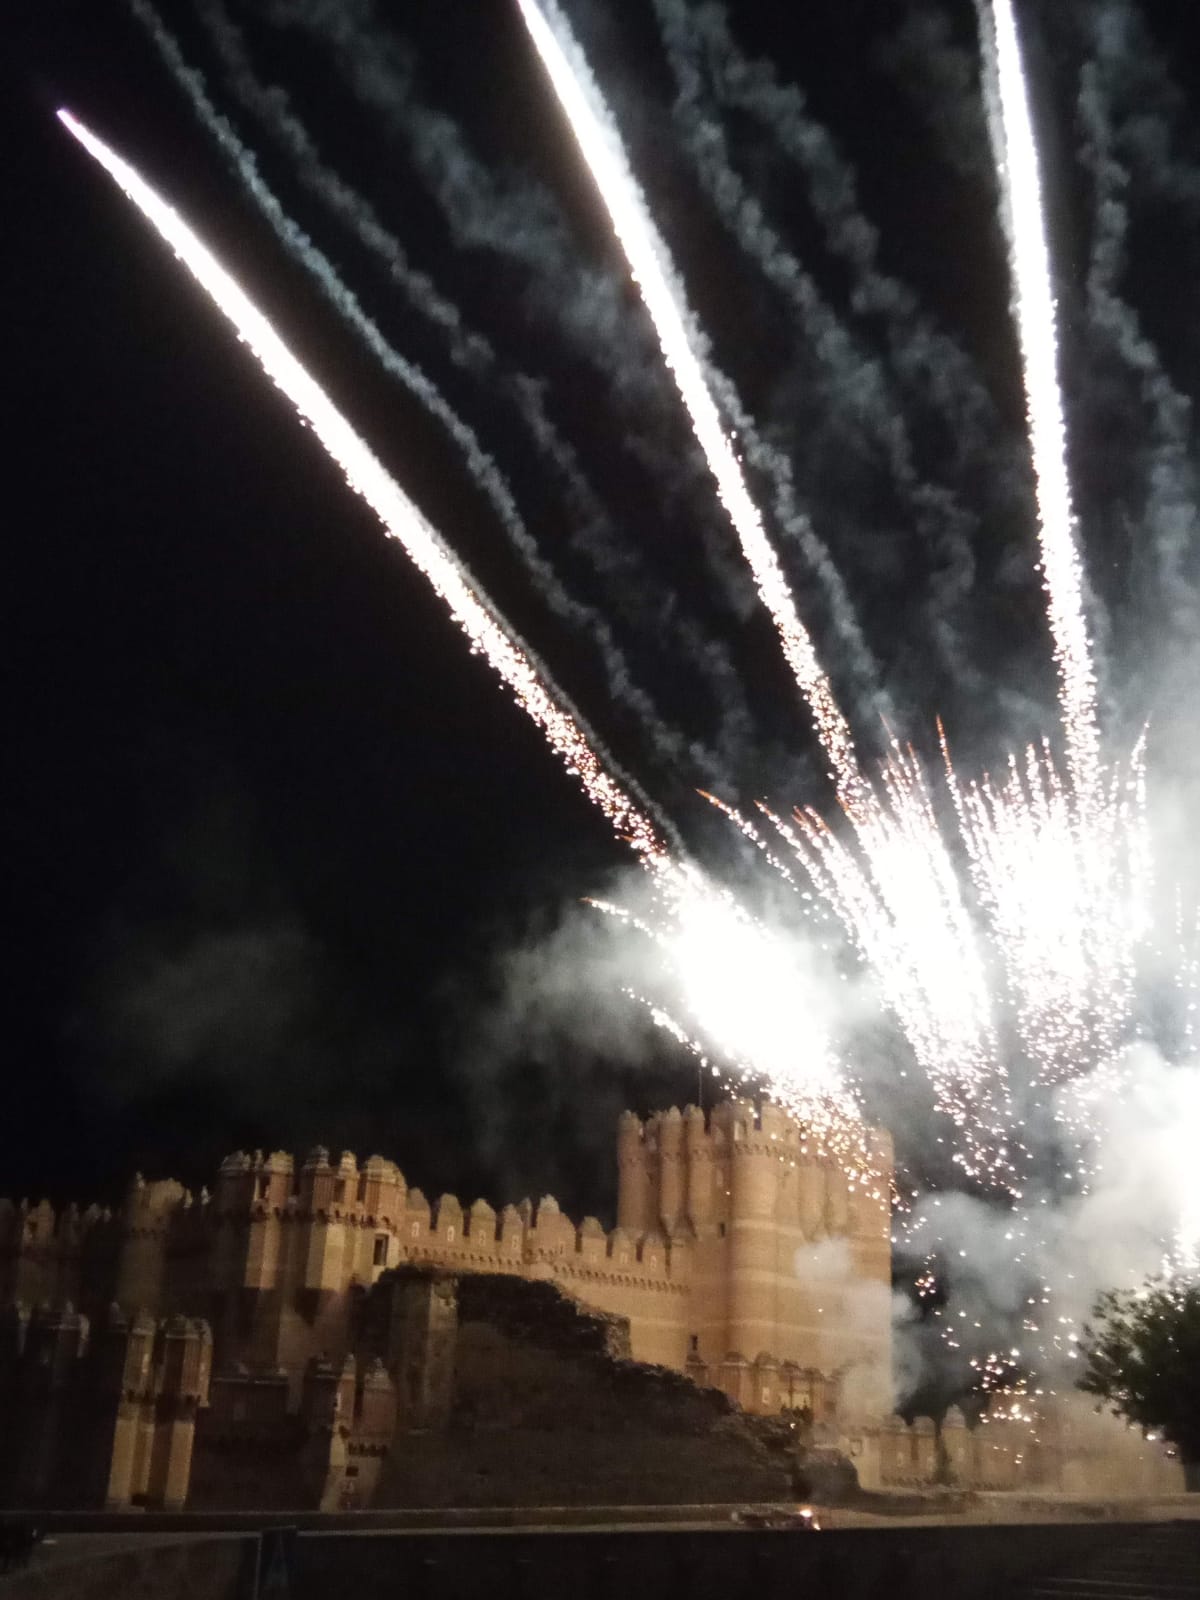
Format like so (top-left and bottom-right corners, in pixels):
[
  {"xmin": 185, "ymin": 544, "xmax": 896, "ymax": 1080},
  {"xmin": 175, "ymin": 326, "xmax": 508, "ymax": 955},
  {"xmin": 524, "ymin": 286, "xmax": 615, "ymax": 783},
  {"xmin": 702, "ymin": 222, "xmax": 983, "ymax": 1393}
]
[{"xmin": 5, "ymin": 0, "xmax": 1200, "ymax": 1217}]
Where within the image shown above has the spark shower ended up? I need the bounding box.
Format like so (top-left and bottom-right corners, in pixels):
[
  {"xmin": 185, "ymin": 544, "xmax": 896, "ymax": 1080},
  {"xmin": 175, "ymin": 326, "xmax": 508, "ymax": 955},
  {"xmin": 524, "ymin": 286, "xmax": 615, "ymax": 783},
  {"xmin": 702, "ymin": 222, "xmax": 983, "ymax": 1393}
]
[{"xmin": 57, "ymin": 0, "xmax": 1200, "ymax": 1397}]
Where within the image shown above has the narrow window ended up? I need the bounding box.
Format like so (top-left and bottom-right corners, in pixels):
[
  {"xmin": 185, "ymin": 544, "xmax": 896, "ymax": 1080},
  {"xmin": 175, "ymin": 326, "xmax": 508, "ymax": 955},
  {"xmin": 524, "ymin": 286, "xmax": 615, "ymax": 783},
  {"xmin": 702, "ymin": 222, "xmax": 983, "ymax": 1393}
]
[
  {"xmin": 689, "ymin": 1334, "xmax": 699, "ymax": 1355},
  {"xmin": 373, "ymin": 1235, "xmax": 388, "ymax": 1267}
]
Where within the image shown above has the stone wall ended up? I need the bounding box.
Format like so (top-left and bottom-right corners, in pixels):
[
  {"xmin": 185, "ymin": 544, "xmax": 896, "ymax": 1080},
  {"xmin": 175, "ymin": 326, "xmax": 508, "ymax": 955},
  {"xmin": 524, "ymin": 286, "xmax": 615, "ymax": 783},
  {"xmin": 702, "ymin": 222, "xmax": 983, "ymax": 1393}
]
[
  {"xmin": 0, "ymin": 1100, "xmax": 894, "ymax": 1424},
  {"xmin": 370, "ymin": 1269, "xmax": 796, "ymax": 1508}
]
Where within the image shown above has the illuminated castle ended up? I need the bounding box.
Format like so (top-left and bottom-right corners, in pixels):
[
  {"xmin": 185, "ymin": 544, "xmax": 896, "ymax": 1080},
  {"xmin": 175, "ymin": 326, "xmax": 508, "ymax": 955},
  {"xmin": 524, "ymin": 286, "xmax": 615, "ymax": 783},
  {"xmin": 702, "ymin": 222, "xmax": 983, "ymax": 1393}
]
[{"xmin": 0, "ymin": 1099, "xmax": 1179, "ymax": 1509}]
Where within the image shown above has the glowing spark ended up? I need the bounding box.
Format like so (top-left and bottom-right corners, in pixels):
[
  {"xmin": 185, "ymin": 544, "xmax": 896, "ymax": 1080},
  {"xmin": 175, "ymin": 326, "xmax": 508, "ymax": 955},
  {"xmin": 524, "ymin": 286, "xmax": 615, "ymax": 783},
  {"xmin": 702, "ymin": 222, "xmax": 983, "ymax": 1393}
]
[
  {"xmin": 515, "ymin": 0, "xmax": 864, "ymax": 808},
  {"xmin": 762, "ymin": 742, "xmax": 1013, "ymax": 1187},
  {"xmin": 982, "ymin": 0, "xmax": 1100, "ymax": 800},
  {"xmin": 56, "ymin": 107, "xmax": 666, "ymax": 866}
]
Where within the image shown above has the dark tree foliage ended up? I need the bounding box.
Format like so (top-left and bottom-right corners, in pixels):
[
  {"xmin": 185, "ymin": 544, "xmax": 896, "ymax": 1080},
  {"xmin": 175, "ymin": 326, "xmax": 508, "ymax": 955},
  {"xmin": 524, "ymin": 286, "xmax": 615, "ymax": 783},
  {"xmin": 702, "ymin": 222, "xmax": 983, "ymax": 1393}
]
[{"xmin": 1078, "ymin": 1276, "xmax": 1200, "ymax": 1475}]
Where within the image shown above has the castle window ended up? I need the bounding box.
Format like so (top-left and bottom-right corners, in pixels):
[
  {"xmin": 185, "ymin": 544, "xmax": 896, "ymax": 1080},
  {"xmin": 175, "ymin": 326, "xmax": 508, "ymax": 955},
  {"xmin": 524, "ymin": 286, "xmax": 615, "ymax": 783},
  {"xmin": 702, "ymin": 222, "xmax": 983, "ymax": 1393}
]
[
  {"xmin": 373, "ymin": 1235, "xmax": 389, "ymax": 1267},
  {"xmin": 689, "ymin": 1334, "xmax": 699, "ymax": 1355},
  {"xmin": 257, "ymin": 1176, "xmax": 269, "ymax": 1200},
  {"xmin": 334, "ymin": 1179, "xmax": 346, "ymax": 1204},
  {"xmin": 357, "ymin": 1176, "xmax": 368, "ymax": 1204},
  {"xmin": 717, "ymin": 1221, "xmax": 726, "ymax": 1238}
]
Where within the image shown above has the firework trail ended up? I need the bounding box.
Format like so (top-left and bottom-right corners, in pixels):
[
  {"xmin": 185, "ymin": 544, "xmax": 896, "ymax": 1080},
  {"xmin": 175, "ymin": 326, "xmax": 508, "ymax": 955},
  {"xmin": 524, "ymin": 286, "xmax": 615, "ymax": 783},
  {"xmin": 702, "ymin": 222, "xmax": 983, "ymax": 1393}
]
[
  {"xmin": 520, "ymin": 0, "xmax": 1029, "ymax": 1182},
  {"xmin": 977, "ymin": 0, "xmax": 1101, "ymax": 802},
  {"xmin": 54, "ymin": 109, "xmax": 670, "ymax": 868},
  {"xmin": 251, "ymin": 0, "xmax": 892, "ymax": 738},
  {"xmin": 516, "ymin": 0, "xmax": 865, "ymax": 808},
  {"xmin": 184, "ymin": 0, "xmax": 750, "ymax": 783},
  {"xmin": 60, "ymin": 106, "xmax": 876, "ymax": 1155},
  {"xmin": 128, "ymin": 1, "xmax": 726, "ymax": 794}
]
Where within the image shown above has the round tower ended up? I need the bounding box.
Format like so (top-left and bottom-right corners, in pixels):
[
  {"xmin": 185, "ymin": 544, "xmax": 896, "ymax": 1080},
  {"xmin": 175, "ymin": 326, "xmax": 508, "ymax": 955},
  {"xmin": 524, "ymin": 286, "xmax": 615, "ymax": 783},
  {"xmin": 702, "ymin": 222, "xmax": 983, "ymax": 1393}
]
[
  {"xmin": 683, "ymin": 1103, "xmax": 713, "ymax": 1230},
  {"xmin": 115, "ymin": 1176, "xmax": 184, "ymax": 1316},
  {"xmin": 616, "ymin": 1110, "xmax": 650, "ymax": 1234},
  {"xmin": 726, "ymin": 1106, "xmax": 779, "ymax": 1360},
  {"xmin": 656, "ymin": 1106, "xmax": 684, "ymax": 1233}
]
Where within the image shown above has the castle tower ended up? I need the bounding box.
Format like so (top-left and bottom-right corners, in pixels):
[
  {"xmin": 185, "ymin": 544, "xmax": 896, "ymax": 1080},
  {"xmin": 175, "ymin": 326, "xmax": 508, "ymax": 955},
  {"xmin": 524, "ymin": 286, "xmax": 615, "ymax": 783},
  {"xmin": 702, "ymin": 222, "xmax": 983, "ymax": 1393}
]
[
  {"xmin": 726, "ymin": 1103, "xmax": 780, "ymax": 1362},
  {"xmin": 683, "ymin": 1103, "xmax": 713, "ymax": 1230},
  {"xmin": 146, "ymin": 1316, "xmax": 211, "ymax": 1510},
  {"xmin": 616, "ymin": 1110, "xmax": 650, "ymax": 1234},
  {"xmin": 656, "ymin": 1106, "xmax": 684, "ymax": 1233},
  {"xmin": 115, "ymin": 1177, "xmax": 185, "ymax": 1316}
]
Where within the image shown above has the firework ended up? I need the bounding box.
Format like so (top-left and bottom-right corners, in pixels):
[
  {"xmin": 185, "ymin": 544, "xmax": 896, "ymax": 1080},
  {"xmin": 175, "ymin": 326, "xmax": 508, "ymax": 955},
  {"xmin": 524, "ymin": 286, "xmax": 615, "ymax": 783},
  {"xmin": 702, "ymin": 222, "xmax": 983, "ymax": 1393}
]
[
  {"xmin": 63, "ymin": 0, "xmax": 1199, "ymax": 1368},
  {"xmin": 979, "ymin": 0, "xmax": 1100, "ymax": 804},
  {"xmin": 55, "ymin": 109, "xmax": 666, "ymax": 870},
  {"xmin": 515, "ymin": 0, "xmax": 865, "ymax": 810},
  {"xmin": 59, "ymin": 106, "xmax": 875, "ymax": 1169}
]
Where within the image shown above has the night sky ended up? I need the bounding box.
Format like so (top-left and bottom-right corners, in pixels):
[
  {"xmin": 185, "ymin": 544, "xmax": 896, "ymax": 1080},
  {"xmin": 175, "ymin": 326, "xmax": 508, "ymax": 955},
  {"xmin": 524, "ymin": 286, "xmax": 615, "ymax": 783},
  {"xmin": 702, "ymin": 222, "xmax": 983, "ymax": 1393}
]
[{"xmin": 5, "ymin": 0, "xmax": 1200, "ymax": 1220}]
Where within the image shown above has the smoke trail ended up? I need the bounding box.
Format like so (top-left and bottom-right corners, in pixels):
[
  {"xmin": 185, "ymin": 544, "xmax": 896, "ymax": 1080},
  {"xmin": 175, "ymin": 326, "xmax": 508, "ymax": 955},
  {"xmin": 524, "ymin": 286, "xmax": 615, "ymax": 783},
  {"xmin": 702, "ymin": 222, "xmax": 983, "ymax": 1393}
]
[
  {"xmin": 1077, "ymin": 6, "xmax": 1200, "ymax": 657},
  {"xmin": 129, "ymin": 0, "xmax": 718, "ymax": 793},
  {"xmin": 184, "ymin": 0, "xmax": 754, "ymax": 784},
  {"xmin": 649, "ymin": 0, "xmax": 982, "ymax": 698},
  {"xmin": 516, "ymin": 0, "xmax": 867, "ymax": 809},
  {"xmin": 678, "ymin": 2, "xmax": 1000, "ymax": 480},
  {"xmin": 976, "ymin": 0, "xmax": 1101, "ymax": 800},
  {"xmin": 62, "ymin": 107, "xmax": 879, "ymax": 1142},
  {"xmin": 56, "ymin": 108, "xmax": 672, "ymax": 864},
  {"xmin": 252, "ymin": 0, "xmax": 891, "ymax": 741}
]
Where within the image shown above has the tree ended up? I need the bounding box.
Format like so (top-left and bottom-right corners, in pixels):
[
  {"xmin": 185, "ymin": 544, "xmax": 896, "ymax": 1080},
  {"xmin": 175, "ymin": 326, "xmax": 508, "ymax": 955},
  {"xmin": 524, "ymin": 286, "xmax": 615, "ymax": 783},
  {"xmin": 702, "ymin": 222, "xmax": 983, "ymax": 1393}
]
[{"xmin": 1077, "ymin": 1275, "xmax": 1200, "ymax": 1490}]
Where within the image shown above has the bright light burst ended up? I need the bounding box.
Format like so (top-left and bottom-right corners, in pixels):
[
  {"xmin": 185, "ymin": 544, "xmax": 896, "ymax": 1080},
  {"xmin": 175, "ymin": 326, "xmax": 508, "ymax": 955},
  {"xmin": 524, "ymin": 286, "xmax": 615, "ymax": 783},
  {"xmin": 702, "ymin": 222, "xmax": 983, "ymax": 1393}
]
[
  {"xmin": 57, "ymin": 105, "xmax": 872, "ymax": 1172},
  {"xmin": 62, "ymin": 0, "xmax": 1195, "ymax": 1307}
]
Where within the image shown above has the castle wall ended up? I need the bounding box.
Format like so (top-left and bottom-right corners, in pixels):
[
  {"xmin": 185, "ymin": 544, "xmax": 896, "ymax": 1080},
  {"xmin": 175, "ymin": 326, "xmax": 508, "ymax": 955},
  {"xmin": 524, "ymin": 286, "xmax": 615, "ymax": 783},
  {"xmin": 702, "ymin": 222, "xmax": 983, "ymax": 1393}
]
[
  {"xmin": 610, "ymin": 1101, "xmax": 893, "ymax": 1412},
  {"xmin": 0, "ymin": 1098, "xmax": 895, "ymax": 1509}
]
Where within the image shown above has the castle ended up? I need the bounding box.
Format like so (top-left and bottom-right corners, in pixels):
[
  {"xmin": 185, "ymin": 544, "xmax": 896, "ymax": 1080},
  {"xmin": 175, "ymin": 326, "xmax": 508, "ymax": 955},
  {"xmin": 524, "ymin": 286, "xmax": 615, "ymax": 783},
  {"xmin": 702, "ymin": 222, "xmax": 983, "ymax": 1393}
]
[{"xmin": 0, "ymin": 1099, "xmax": 1182, "ymax": 1509}]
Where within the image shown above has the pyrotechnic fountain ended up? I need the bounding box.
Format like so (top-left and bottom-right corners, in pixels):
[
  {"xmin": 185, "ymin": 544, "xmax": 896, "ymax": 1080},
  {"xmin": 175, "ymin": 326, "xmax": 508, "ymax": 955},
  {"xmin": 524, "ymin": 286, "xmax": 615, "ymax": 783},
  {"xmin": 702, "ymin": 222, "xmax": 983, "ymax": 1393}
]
[{"xmin": 58, "ymin": 0, "xmax": 1199, "ymax": 1425}]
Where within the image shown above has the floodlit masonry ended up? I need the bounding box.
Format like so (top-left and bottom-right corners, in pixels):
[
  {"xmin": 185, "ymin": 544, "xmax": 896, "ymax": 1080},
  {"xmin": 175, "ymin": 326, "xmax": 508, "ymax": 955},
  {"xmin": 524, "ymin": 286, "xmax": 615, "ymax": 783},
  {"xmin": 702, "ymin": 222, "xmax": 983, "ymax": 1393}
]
[
  {"xmin": 0, "ymin": 1100, "xmax": 892, "ymax": 1424},
  {"xmin": 1, "ymin": 1098, "xmax": 1182, "ymax": 1509}
]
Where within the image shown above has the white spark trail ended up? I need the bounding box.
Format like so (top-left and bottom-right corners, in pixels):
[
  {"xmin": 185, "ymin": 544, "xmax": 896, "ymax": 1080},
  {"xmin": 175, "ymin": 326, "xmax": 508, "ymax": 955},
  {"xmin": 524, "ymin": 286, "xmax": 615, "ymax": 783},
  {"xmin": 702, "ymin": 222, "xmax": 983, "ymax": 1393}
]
[
  {"xmin": 515, "ymin": 0, "xmax": 865, "ymax": 809},
  {"xmin": 980, "ymin": 0, "xmax": 1101, "ymax": 801},
  {"xmin": 55, "ymin": 108, "xmax": 666, "ymax": 866},
  {"xmin": 59, "ymin": 107, "xmax": 865, "ymax": 1150}
]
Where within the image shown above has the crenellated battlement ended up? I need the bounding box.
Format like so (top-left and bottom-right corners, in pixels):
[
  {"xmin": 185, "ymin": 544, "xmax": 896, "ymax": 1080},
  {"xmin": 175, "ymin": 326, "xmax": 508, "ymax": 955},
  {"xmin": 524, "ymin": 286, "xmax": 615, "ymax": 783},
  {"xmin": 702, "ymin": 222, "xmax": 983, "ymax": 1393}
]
[
  {"xmin": 616, "ymin": 1099, "xmax": 892, "ymax": 1246},
  {"xmin": 0, "ymin": 1097, "xmax": 894, "ymax": 1428}
]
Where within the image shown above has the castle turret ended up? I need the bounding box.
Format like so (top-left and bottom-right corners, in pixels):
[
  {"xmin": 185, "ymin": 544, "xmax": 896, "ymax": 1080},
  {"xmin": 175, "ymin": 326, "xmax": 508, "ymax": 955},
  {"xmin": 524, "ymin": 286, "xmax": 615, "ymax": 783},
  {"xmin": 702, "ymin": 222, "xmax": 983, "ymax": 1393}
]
[
  {"xmin": 683, "ymin": 1104, "xmax": 713, "ymax": 1230},
  {"xmin": 616, "ymin": 1110, "xmax": 650, "ymax": 1234},
  {"xmin": 726, "ymin": 1105, "xmax": 779, "ymax": 1362},
  {"xmin": 115, "ymin": 1176, "xmax": 184, "ymax": 1315},
  {"xmin": 656, "ymin": 1106, "xmax": 684, "ymax": 1233}
]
